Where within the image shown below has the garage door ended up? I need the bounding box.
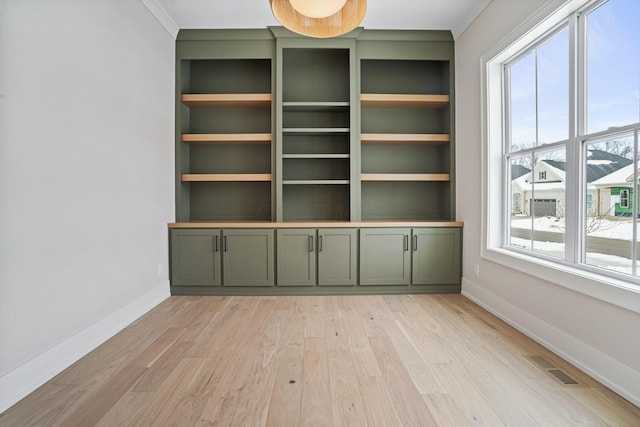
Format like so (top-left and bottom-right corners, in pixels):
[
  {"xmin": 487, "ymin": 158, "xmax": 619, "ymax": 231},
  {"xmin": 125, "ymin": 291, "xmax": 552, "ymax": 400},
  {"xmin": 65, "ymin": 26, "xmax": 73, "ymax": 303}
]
[{"xmin": 532, "ymin": 199, "xmax": 556, "ymax": 217}]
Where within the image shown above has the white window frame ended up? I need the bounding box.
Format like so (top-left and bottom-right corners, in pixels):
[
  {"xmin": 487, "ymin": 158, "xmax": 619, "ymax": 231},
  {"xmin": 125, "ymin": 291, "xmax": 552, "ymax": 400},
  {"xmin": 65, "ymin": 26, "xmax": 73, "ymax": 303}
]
[
  {"xmin": 620, "ymin": 189, "xmax": 630, "ymax": 209},
  {"xmin": 481, "ymin": 0, "xmax": 640, "ymax": 314}
]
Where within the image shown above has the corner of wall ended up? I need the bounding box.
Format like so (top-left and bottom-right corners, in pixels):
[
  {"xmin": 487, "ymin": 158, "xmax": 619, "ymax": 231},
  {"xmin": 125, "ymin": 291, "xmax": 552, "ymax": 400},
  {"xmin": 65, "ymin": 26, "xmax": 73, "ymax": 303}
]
[
  {"xmin": 461, "ymin": 276, "xmax": 640, "ymax": 408},
  {"xmin": 140, "ymin": 0, "xmax": 179, "ymax": 39},
  {"xmin": 0, "ymin": 283, "xmax": 170, "ymax": 413}
]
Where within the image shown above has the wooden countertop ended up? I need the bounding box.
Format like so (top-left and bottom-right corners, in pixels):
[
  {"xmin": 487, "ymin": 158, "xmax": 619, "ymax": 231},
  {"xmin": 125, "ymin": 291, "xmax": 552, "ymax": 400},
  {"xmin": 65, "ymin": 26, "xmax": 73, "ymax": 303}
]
[{"xmin": 168, "ymin": 221, "xmax": 464, "ymax": 229}]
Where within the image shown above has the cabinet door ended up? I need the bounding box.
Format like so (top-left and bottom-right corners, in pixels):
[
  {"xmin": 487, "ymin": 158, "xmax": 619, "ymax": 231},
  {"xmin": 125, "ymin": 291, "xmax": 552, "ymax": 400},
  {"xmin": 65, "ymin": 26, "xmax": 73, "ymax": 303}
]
[
  {"xmin": 222, "ymin": 229, "xmax": 274, "ymax": 287},
  {"xmin": 318, "ymin": 228, "xmax": 357, "ymax": 286},
  {"xmin": 360, "ymin": 228, "xmax": 411, "ymax": 286},
  {"xmin": 170, "ymin": 229, "xmax": 221, "ymax": 286},
  {"xmin": 412, "ymin": 228, "xmax": 461, "ymax": 285},
  {"xmin": 277, "ymin": 229, "xmax": 316, "ymax": 286}
]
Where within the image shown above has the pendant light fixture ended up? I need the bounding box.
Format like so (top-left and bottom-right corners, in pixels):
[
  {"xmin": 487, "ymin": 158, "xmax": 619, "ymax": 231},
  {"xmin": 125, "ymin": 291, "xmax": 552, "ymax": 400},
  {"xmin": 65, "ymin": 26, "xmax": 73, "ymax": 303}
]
[{"xmin": 270, "ymin": 0, "xmax": 366, "ymax": 38}]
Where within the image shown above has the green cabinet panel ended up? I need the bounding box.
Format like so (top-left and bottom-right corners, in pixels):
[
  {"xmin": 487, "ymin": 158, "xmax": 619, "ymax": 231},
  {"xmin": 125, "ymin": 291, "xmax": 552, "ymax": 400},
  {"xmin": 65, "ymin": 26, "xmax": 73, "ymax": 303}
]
[
  {"xmin": 318, "ymin": 228, "xmax": 357, "ymax": 286},
  {"xmin": 412, "ymin": 228, "xmax": 461, "ymax": 285},
  {"xmin": 360, "ymin": 228, "xmax": 411, "ymax": 286},
  {"xmin": 170, "ymin": 229, "xmax": 221, "ymax": 286},
  {"xmin": 223, "ymin": 229, "xmax": 274, "ymax": 286},
  {"xmin": 277, "ymin": 229, "xmax": 316, "ymax": 286}
]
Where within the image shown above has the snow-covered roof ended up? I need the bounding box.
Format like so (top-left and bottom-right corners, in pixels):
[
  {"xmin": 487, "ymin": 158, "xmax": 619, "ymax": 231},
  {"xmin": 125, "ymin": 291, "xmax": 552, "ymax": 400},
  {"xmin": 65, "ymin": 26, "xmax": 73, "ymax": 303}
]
[{"xmin": 592, "ymin": 163, "xmax": 638, "ymax": 187}]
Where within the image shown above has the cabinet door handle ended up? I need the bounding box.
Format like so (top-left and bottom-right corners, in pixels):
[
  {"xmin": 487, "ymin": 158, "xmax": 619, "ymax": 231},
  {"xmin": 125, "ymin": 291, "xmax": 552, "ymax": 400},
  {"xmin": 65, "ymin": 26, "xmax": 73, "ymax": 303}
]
[
  {"xmin": 309, "ymin": 235, "xmax": 314, "ymax": 252},
  {"xmin": 214, "ymin": 235, "xmax": 219, "ymax": 252},
  {"xmin": 404, "ymin": 235, "xmax": 409, "ymax": 251},
  {"xmin": 413, "ymin": 235, "xmax": 418, "ymax": 251},
  {"xmin": 223, "ymin": 235, "xmax": 228, "ymax": 252},
  {"xmin": 318, "ymin": 235, "xmax": 323, "ymax": 252}
]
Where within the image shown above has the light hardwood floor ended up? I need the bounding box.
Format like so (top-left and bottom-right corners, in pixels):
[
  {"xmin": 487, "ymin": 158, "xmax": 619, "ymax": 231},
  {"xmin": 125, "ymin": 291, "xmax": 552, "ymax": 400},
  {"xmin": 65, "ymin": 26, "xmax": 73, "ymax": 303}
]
[{"xmin": 1, "ymin": 294, "xmax": 639, "ymax": 426}]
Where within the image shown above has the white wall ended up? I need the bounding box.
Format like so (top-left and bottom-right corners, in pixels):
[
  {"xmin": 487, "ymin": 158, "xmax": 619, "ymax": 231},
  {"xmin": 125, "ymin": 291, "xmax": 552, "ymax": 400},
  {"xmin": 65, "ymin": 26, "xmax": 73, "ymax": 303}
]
[
  {"xmin": 0, "ymin": 0, "xmax": 174, "ymax": 411},
  {"xmin": 457, "ymin": 0, "xmax": 640, "ymax": 405}
]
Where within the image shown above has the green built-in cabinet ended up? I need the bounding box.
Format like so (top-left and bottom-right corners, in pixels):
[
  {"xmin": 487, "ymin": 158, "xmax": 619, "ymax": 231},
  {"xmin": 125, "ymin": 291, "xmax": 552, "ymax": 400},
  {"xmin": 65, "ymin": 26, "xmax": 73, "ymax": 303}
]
[
  {"xmin": 170, "ymin": 228, "xmax": 274, "ymax": 288},
  {"xmin": 170, "ymin": 28, "xmax": 461, "ymax": 295},
  {"xmin": 170, "ymin": 229, "xmax": 221, "ymax": 287},
  {"xmin": 277, "ymin": 228, "xmax": 358, "ymax": 287}
]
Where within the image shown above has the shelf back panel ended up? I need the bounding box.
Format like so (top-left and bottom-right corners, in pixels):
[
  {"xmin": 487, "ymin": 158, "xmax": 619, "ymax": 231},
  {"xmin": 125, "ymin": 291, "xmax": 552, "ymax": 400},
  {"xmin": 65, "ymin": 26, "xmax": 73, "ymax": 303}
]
[
  {"xmin": 283, "ymin": 185, "xmax": 350, "ymax": 221},
  {"xmin": 361, "ymin": 181, "xmax": 450, "ymax": 220},
  {"xmin": 190, "ymin": 107, "xmax": 271, "ymax": 134},
  {"xmin": 283, "ymin": 158, "xmax": 350, "ymax": 181},
  {"xmin": 361, "ymin": 108, "xmax": 448, "ymax": 134},
  {"xmin": 361, "ymin": 144, "xmax": 448, "ymax": 174},
  {"xmin": 189, "ymin": 144, "xmax": 271, "ymax": 174},
  {"xmin": 186, "ymin": 59, "xmax": 271, "ymax": 94},
  {"xmin": 360, "ymin": 60, "xmax": 449, "ymax": 95},
  {"xmin": 283, "ymin": 134, "xmax": 350, "ymax": 155},
  {"xmin": 190, "ymin": 182, "xmax": 272, "ymax": 221},
  {"xmin": 283, "ymin": 48, "xmax": 350, "ymax": 102}
]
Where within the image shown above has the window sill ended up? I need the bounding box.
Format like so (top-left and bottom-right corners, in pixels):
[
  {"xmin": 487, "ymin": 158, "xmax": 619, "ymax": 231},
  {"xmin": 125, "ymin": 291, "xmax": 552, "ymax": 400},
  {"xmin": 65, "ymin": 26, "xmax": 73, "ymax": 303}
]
[{"xmin": 483, "ymin": 246, "xmax": 640, "ymax": 315}]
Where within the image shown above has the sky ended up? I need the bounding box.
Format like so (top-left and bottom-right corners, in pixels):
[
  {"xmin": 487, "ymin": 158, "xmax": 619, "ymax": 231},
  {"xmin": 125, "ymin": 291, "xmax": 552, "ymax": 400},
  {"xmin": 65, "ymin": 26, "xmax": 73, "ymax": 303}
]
[{"xmin": 509, "ymin": 0, "xmax": 640, "ymax": 150}]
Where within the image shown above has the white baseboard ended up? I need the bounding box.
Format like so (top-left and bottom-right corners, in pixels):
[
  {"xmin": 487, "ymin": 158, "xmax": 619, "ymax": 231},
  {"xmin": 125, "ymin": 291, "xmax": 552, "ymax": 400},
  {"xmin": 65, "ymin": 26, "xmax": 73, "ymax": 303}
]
[
  {"xmin": 0, "ymin": 283, "xmax": 170, "ymax": 413},
  {"xmin": 461, "ymin": 277, "xmax": 640, "ymax": 408}
]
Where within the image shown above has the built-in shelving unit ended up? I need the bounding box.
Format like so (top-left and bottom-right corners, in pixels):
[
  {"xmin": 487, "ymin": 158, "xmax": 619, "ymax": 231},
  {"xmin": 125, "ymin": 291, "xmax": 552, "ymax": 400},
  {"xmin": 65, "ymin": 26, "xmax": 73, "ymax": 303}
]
[{"xmin": 170, "ymin": 29, "xmax": 461, "ymax": 296}]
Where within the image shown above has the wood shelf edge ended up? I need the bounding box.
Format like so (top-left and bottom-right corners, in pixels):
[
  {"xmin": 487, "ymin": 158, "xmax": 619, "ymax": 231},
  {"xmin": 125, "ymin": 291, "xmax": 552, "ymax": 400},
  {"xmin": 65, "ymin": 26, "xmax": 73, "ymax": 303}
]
[
  {"xmin": 181, "ymin": 133, "xmax": 272, "ymax": 143},
  {"xmin": 168, "ymin": 220, "xmax": 464, "ymax": 229},
  {"xmin": 361, "ymin": 133, "xmax": 450, "ymax": 143},
  {"xmin": 361, "ymin": 173, "xmax": 450, "ymax": 182},
  {"xmin": 181, "ymin": 93, "xmax": 272, "ymax": 107},
  {"xmin": 181, "ymin": 173, "xmax": 272, "ymax": 182},
  {"xmin": 360, "ymin": 93, "xmax": 449, "ymax": 108}
]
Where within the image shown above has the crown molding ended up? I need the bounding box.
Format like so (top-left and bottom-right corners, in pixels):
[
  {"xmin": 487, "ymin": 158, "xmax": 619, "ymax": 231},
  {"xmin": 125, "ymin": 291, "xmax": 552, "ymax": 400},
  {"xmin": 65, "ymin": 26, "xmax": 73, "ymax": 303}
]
[{"xmin": 140, "ymin": 0, "xmax": 180, "ymax": 39}]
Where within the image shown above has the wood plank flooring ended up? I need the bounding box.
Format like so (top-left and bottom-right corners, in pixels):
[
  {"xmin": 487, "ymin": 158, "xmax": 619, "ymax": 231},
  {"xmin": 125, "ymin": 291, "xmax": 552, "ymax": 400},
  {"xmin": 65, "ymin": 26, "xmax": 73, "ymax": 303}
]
[{"xmin": 1, "ymin": 295, "xmax": 639, "ymax": 426}]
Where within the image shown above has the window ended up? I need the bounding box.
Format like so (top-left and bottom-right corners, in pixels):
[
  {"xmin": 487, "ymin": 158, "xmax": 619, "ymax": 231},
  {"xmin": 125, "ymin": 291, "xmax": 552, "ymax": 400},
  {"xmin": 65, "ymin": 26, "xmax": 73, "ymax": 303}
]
[
  {"xmin": 495, "ymin": 0, "xmax": 640, "ymax": 286},
  {"xmin": 620, "ymin": 189, "xmax": 630, "ymax": 209}
]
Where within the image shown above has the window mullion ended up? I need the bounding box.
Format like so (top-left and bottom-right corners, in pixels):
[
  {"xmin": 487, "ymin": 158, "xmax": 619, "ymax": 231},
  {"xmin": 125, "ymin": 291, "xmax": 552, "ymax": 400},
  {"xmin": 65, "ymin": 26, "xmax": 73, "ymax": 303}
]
[
  {"xmin": 565, "ymin": 11, "xmax": 582, "ymax": 264},
  {"xmin": 633, "ymin": 130, "xmax": 639, "ymax": 275},
  {"xmin": 503, "ymin": 65, "xmax": 512, "ymax": 248}
]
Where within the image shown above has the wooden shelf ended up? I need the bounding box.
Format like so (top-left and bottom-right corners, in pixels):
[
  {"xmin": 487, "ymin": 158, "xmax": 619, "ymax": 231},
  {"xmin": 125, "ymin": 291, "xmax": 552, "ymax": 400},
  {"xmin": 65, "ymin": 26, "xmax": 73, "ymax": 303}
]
[
  {"xmin": 181, "ymin": 93, "xmax": 272, "ymax": 107},
  {"xmin": 361, "ymin": 173, "xmax": 450, "ymax": 182},
  {"xmin": 169, "ymin": 220, "xmax": 464, "ymax": 229},
  {"xmin": 283, "ymin": 102, "xmax": 350, "ymax": 111},
  {"xmin": 361, "ymin": 133, "xmax": 450, "ymax": 144},
  {"xmin": 181, "ymin": 133, "xmax": 272, "ymax": 144},
  {"xmin": 283, "ymin": 128, "xmax": 350, "ymax": 134},
  {"xmin": 283, "ymin": 154, "xmax": 350, "ymax": 159},
  {"xmin": 283, "ymin": 180, "xmax": 350, "ymax": 185},
  {"xmin": 360, "ymin": 94, "xmax": 449, "ymax": 108},
  {"xmin": 181, "ymin": 174, "xmax": 272, "ymax": 182}
]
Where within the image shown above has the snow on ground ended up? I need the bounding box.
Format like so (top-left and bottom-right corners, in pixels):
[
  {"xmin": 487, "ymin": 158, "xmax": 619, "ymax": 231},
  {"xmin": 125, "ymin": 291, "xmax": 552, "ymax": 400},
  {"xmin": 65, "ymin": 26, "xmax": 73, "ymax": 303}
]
[
  {"xmin": 511, "ymin": 216, "xmax": 635, "ymax": 240},
  {"xmin": 510, "ymin": 237, "xmax": 633, "ymax": 274},
  {"xmin": 510, "ymin": 216, "xmax": 636, "ymax": 273}
]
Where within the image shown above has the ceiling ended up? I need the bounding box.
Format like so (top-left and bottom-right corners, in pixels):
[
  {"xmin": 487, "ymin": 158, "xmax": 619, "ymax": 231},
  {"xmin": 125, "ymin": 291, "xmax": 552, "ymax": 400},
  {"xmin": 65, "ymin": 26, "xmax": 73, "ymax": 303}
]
[{"xmin": 152, "ymin": 0, "xmax": 491, "ymax": 39}]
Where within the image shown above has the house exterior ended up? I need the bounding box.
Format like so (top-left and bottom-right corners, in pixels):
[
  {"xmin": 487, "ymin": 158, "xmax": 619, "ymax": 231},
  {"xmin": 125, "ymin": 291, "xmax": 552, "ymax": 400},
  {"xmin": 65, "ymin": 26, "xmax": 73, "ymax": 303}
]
[
  {"xmin": 511, "ymin": 150, "xmax": 632, "ymax": 217},
  {"xmin": 592, "ymin": 163, "xmax": 639, "ymax": 217}
]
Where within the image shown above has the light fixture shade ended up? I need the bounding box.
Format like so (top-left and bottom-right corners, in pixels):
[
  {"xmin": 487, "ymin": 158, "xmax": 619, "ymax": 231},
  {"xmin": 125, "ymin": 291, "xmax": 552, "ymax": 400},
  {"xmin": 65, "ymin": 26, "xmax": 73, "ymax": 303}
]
[
  {"xmin": 289, "ymin": 0, "xmax": 348, "ymax": 18},
  {"xmin": 270, "ymin": 0, "xmax": 366, "ymax": 38}
]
